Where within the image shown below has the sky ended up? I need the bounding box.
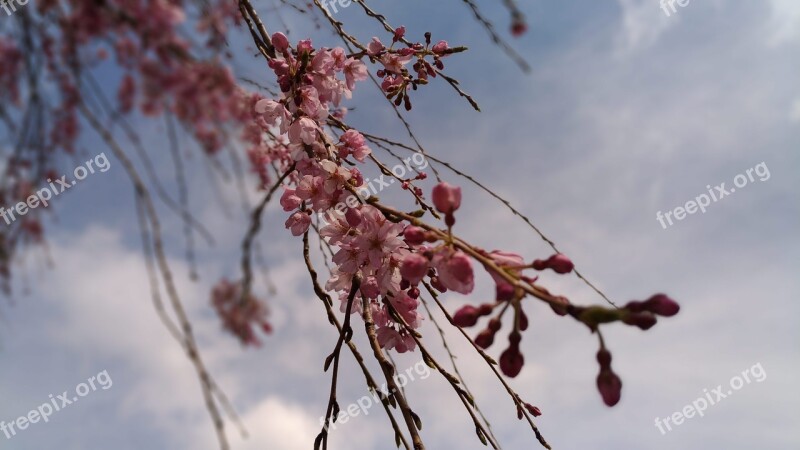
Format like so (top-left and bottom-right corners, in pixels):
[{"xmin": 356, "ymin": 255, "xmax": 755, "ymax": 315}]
[{"xmin": 0, "ymin": 0, "xmax": 798, "ymax": 449}]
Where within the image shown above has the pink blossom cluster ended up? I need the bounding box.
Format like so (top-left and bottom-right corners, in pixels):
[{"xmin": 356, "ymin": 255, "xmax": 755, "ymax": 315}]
[
  {"xmin": 365, "ymin": 27, "xmax": 457, "ymax": 110},
  {"xmin": 211, "ymin": 279, "xmax": 272, "ymax": 346}
]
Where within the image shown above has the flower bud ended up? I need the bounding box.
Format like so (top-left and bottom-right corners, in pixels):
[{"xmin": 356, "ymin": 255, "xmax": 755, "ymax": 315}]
[
  {"xmin": 475, "ymin": 329, "xmax": 495, "ymax": 349},
  {"xmin": 393, "ymin": 26, "xmax": 406, "ymax": 42},
  {"xmin": 596, "ymin": 349, "xmax": 612, "ymax": 368},
  {"xmin": 500, "ymin": 346, "xmax": 524, "ymax": 377},
  {"xmin": 624, "ymin": 300, "xmax": 645, "ymax": 313},
  {"xmin": 432, "ymin": 40, "xmax": 450, "ymax": 55},
  {"xmin": 403, "ymin": 225, "xmax": 426, "ymax": 245},
  {"xmin": 431, "ymin": 182, "xmax": 462, "ymax": 215},
  {"xmin": 519, "ymin": 311, "xmax": 529, "ymax": 331},
  {"xmin": 400, "ymin": 253, "xmax": 429, "ymax": 285},
  {"xmin": 453, "ymin": 305, "xmax": 480, "ymax": 328},
  {"xmin": 496, "ymin": 282, "xmax": 515, "ymax": 301},
  {"xmin": 622, "ymin": 312, "xmax": 657, "ymax": 330},
  {"xmin": 488, "ymin": 318, "xmax": 502, "ymax": 332},
  {"xmin": 478, "ymin": 303, "xmax": 494, "ymax": 316},
  {"xmin": 271, "ymin": 32, "xmax": 289, "ymax": 52},
  {"xmin": 547, "ymin": 254, "xmax": 574, "ymax": 274},
  {"xmin": 524, "ymin": 403, "xmax": 542, "ymax": 417},
  {"xmin": 532, "ymin": 254, "xmax": 574, "ymax": 274},
  {"xmin": 549, "ymin": 295, "xmax": 570, "ymax": 316},
  {"xmin": 597, "ymin": 370, "xmax": 622, "ymax": 407},
  {"xmin": 644, "ymin": 294, "xmax": 680, "ymax": 317}
]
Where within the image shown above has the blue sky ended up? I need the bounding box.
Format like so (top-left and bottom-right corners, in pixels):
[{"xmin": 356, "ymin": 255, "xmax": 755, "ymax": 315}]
[{"xmin": 0, "ymin": 1, "xmax": 798, "ymax": 449}]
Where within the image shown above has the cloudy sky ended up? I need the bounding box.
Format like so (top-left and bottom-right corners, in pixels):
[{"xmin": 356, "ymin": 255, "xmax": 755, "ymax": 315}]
[{"xmin": 0, "ymin": 0, "xmax": 798, "ymax": 449}]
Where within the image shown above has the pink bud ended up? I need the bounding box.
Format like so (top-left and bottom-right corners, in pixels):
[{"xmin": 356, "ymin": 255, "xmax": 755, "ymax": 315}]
[
  {"xmin": 524, "ymin": 403, "xmax": 542, "ymax": 417},
  {"xmin": 496, "ymin": 282, "xmax": 515, "ymax": 301},
  {"xmin": 432, "ymin": 40, "xmax": 450, "ymax": 55},
  {"xmin": 596, "ymin": 349, "xmax": 612, "ymax": 368},
  {"xmin": 548, "ymin": 254, "xmax": 574, "ymax": 274},
  {"xmin": 511, "ymin": 19, "xmax": 527, "ymax": 37},
  {"xmin": 644, "ymin": 294, "xmax": 680, "ymax": 317},
  {"xmin": 296, "ymin": 39, "xmax": 313, "ymax": 55},
  {"xmin": 597, "ymin": 370, "xmax": 622, "ymax": 407},
  {"xmin": 624, "ymin": 300, "xmax": 645, "ymax": 313},
  {"xmin": 453, "ymin": 305, "xmax": 480, "ymax": 327},
  {"xmin": 400, "ymin": 254, "xmax": 429, "ymax": 285},
  {"xmin": 393, "ymin": 26, "xmax": 406, "ymax": 42},
  {"xmin": 478, "ymin": 303, "xmax": 494, "ymax": 316},
  {"xmin": 271, "ymin": 32, "xmax": 289, "ymax": 52},
  {"xmin": 548, "ymin": 295, "xmax": 570, "ymax": 316},
  {"xmin": 475, "ymin": 329, "xmax": 495, "ymax": 349},
  {"xmin": 622, "ymin": 312, "xmax": 657, "ymax": 330},
  {"xmin": 532, "ymin": 254, "xmax": 573, "ymax": 274},
  {"xmin": 519, "ymin": 311, "xmax": 529, "ymax": 331},
  {"xmin": 500, "ymin": 346, "xmax": 524, "ymax": 377},
  {"xmin": 431, "ymin": 182, "xmax": 462, "ymax": 214},
  {"xmin": 403, "ymin": 226, "xmax": 426, "ymax": 245}
]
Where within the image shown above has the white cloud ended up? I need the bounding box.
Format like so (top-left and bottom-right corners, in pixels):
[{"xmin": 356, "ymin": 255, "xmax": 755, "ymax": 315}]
[{"xmin": 768, "ymin": 0, "xmax": 800, "ymax": 45}]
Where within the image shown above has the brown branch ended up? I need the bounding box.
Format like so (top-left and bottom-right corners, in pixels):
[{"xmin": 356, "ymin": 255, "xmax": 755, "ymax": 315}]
[
  {"xmin": 302, "ymin": 231, "xmax": 412, "ymax": 450},
  {"xmin": 361, "ymin": 295, "xmax": 426, "ymax": 450}
]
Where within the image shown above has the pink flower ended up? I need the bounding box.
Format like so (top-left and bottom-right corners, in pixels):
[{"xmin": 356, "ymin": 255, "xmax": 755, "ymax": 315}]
[
  {"xmin": 367, "ymin": 37, "xmax": 385, "ymax": 56},
  {"xmin": 432, "ymin": 248, "xmax": 474, "ymax": 294},
  {"xmin": 376, "ymin": 327, "xmax": 416, "ymax": 353},
  {"xmin": 254, "ymin": 99, "xmax": 290, "ymax": 133},
  {"xmin": 486, "ymin": 250, "xmax": 524, "ymax": 300},
  {"xmin": 343, "ymin": 58, "xmax": 368, "ymax": 90},
  {"xmin": 288, "ymin": 117, "xmax": 319, "ymax": 145},
  {"xmin": 211, "ymin": 279, "xmax": 272, "ymax": 347},
  {"xmin": 432, "ymin": 182, "xmax": 462, "ymax": 214},
  {"xmin": 389, "ymin": 292, "xmax": 422, "ymax": 328},
  {"xmin": 338, "ymin": 129, "xmax": 371, "ymax": 162},
  {"xmin": 353, "ymin": 206, "xmax": 405, "ymax": 268},
  {"xmin": 279, "ymin": 188, "xmax": 302, "ymax": 211},
  {"xmin": 285, "ymin": 211, "xmax": 311, "ymax": 236},
  {"xmin": 311, "ymin": 49, "xmax": 335, "ymax": 75},
  {"xmin": 298, "ymin": 86, "xmax": 327, "ymax": 121},
  {"xmin": 380, "ymin": 53, "xmax": 413, "ymax": 74},
  {"xmin": 400, "ymin": 253, "xmax": 429, "ymax": 285}
]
